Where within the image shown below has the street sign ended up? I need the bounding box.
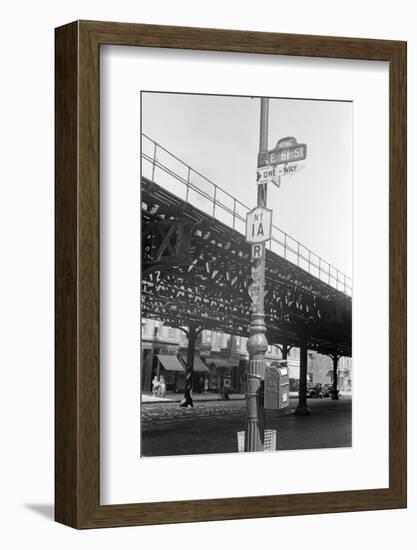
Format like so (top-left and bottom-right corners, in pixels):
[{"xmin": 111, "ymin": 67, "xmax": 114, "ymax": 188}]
[
  {"xmin": 251, "ymin": 264, "xmax": 263, "ymax": 284},
  {"xmin": 256, "ymin": 165, "xmax": 279, "ymax": 187},
  {"xmin": 251, "ymin": 243, "xmax": 265, "ymax": 260},
  {"xmin": 245, "ymin": 207, "xmax": 272, "ymax": 244},
  {"xmin": 257, "ymin": 136, "xmax": 307, "ymax": 168},
  {"xmin": 274, "ymin": 162, "xmax": 306, "ymax": 178},
  {"xmin": 248, "ymin": 282, "xmax": 262, "ymax": 312},
  {"xmin": 269, "ymin": 143, "xmax": 307, "ymax": 166},
  {"xmin": 257, "ymin": 151, "xmax": 269, "ymax": 168}
]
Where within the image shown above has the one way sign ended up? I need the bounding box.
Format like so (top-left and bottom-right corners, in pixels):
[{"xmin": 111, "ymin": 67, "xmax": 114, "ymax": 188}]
[{"xmin": 256, "ymin": 165, "xmax": 280, "ymax": 188}]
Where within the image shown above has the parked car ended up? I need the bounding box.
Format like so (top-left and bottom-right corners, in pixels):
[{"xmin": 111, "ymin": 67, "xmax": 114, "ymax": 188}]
[{"xmin": 306, "ymin": 383, "xmax": 324, "ymax": 398}]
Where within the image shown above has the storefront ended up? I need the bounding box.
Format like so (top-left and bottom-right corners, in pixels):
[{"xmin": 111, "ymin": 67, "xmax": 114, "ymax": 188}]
[
  {"xmin": 156, "ymin": 354, "xmax": 185, "ymax": 392},
  {"xmin": 141, "ymin": 319, "xmax": 184, "ymax": 392}
]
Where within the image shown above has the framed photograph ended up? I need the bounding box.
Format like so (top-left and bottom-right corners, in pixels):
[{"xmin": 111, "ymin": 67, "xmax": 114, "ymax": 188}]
[{"xmin": 55, "ymin": 20, "xmax": 406, "ymax": 528}]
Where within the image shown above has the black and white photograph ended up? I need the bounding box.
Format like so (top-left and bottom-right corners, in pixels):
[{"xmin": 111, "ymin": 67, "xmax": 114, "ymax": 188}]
[{"xmin": 140, "ymin": 91, "xmax": 352, "ymax": 458}]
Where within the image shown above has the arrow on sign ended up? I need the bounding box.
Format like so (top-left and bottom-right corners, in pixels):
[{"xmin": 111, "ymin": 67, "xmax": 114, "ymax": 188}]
[{"xmin": 256, "ymin": 165, "xmax": 279, "ymax": 187}]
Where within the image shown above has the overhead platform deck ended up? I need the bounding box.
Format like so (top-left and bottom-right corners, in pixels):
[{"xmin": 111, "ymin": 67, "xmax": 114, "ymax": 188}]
[{"xmin": 141, "ymin": 177, "xmax": 351, "ymax": 357}]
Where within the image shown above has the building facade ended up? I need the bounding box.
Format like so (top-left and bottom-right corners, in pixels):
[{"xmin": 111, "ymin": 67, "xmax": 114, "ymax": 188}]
[
  {"xmin": 141, "ymin": 318, "xmax": 351, "ymax": 394},
  {"xmin": 307, "ymin": 351, "xmax": 352, "ymax": 392}
]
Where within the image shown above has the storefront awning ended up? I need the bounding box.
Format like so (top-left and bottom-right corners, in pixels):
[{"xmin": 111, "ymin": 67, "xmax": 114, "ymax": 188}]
[
  {"xmin": 193, "ymin": 355, "xmax": 209, "ymax": 372},
  {"xmin": 157, "ymin": 355, "xmax": 185, "ymax": 372},
  {"xmin": 179, "ymin": 353, "xmax": 209, "ymax": 372}
]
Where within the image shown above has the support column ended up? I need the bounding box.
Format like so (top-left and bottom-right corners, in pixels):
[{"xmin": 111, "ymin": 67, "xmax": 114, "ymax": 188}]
[
  {"xmin": 295, "ymin": 339, "xmax": 310, "ymax": 416},
  {"xmin": 281, "ymin": 344, "xmax": 288, "ymax": 360},
  {"xmin": 142, "ymin": 348, "xmax": 154, "ymax": 392},
  {"xmin": 180, "ymin": 325, "xmax": 196, "ymax": 407},
  {"xmin": 331, "ymin": 354, "xmax": 339, "ymax": 400}
]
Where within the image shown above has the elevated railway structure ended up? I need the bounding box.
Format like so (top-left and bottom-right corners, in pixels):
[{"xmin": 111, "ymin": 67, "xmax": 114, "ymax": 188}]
[{"xmin": 141, "ymin": 134, "xmax": 352, "ymax": 411}]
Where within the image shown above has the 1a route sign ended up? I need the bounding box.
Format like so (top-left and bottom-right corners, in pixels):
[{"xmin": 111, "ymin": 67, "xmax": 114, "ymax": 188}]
[{"xmin": 246, "ymin": 207, "xmax": 272, "ymax": 244}]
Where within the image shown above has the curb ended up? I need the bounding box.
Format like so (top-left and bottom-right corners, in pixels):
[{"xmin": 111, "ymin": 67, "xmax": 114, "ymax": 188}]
[{"xmin": 142, "ymin": 396, "xmax": 246, "ymax": 405}]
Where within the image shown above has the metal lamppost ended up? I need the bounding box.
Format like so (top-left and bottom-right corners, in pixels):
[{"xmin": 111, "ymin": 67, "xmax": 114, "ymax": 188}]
[
  {"xmin": 245, "ymin": 97, "xmax": 270, "ymax": 452},
  {"xmin": 244, "ymin": 99, "xmax": 306, "ymax": 449}
]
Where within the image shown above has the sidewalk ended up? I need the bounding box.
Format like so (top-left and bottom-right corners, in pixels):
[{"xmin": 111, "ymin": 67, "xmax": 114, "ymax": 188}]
[
  {"xmin": 142, "ymin": 391, "xmax": 246, "ymax": 404},
  {"xmin": 142, "ymin": 391, "xmax": 301, "ymax": 404}
]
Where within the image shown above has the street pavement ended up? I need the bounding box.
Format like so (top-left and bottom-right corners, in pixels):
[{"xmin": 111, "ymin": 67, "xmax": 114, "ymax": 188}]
[{"xmin": 141, "ymin": 395, "xmax": 352, "ymax": 457}]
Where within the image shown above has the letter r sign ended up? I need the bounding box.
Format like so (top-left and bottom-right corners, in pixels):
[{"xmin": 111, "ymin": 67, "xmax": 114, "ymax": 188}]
[{"xmin": 251, "ymin": 243, "xmax": 265, "ymax": 260}]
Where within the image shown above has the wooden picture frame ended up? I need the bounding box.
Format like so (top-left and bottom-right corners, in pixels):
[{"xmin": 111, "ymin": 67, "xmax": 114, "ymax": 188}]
[{"xmin": 55, "ymin": 20, "xmax": 406, "ymax": 528}]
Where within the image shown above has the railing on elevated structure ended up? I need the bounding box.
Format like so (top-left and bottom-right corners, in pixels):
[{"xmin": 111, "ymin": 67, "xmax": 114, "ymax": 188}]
[{"xmin": 141, "ymin": 134, "xmax": 352, "ymax": 296}]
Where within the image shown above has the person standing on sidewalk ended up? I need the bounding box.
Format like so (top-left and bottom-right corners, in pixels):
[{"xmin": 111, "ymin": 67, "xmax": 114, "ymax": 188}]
[
  {"xmin": 158, "ymin": 375, "xmax": 166, "ymax": 398},
  {"xmin": 204, "ymin": 377, "xmax": 209, "ymax": 394},
  {"xmin": 152, "ymin": 375, "xmax": 159, "ymax": 397}
]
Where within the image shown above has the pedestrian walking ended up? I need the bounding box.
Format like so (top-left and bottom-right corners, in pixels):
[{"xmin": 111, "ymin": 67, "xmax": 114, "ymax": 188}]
[{"xmin": 204, "ymin": 377, "xmax": 209, "ymax": 394}]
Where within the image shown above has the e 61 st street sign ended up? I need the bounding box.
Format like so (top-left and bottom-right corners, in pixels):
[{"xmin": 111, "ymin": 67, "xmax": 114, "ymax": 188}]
[
  {"xmin": 269, "ymin": 143, "xmax": 307, "ymax": 165},
  {"xmin": 257, "ymin": 137, "xmax": 307, "ymax": 168},
  {"xmin": 246, "ymin": 207, "xmax": 272, "ymax": 244}
]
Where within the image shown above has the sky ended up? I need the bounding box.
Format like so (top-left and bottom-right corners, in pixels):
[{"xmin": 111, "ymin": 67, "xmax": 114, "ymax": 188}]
[{"xmin": 141, "ymin": 92, "xmax": 352, "ymax": 277}]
